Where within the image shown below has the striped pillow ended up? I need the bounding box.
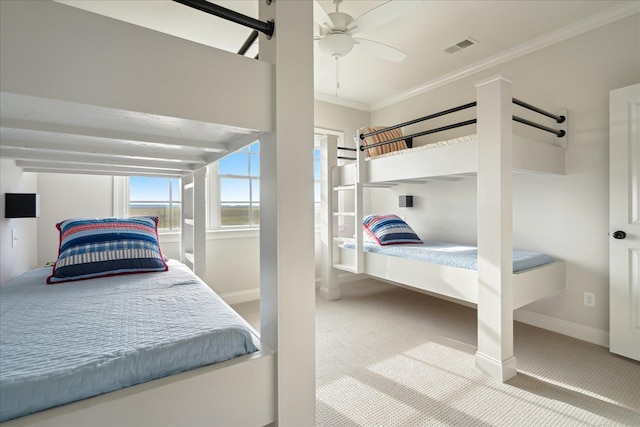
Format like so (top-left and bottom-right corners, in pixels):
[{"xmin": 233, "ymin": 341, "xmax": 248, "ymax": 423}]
[
  {"xmin": 363, "ymin": 214, "xmax": 423, "ymax": 245},
  {"xmin": 47, "ymin": 216, "xmax": 168, "ymax": 284},
  {"xmin": 360, "ymin": 126, "xmax": 408, "ymax": 158}
]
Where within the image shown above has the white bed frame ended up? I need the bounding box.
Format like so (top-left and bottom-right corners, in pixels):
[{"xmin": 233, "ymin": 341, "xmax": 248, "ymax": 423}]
[
  {"xmin": 320, "ymin": 76, "xmax": 567, "ymax": 382},
  {"xmin": 1, "ymin": 1, "xmax": 316, "ymax": 425}
]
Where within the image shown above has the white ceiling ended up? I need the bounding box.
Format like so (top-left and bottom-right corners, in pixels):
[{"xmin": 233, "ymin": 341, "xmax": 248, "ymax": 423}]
[{"xmin": 56, "ymin": 0, "xmax": 636, "ymax": 111}]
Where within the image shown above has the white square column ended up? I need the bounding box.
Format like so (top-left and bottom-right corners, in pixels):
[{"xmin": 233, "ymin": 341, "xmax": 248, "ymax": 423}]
[
  {"xmin": 475, "ymin": 76, "xmax": 517, "ymax": 382},
  {"xmin": 259, "ymin": 0, "xmax": 316, "ymax": 425}
]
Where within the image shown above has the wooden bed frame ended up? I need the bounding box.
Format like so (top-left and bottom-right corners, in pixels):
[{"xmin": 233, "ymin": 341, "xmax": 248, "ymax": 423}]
[
  {"xmin": 1, "ymin": 1, "xmax": 316, "ymax": 425},
  {"xmin": 320, "ymin": 76, "xmax": 567, "ymax": 382}
]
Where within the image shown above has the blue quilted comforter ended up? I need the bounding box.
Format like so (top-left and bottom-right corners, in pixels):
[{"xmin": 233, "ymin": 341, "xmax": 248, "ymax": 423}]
[
  {"xmin": 0, "ymin": 260, "xmax": 257, "ymax": 422},
  {"xmin": 343, "ymin": 240, "xmax": 554, "ymax": 273}
]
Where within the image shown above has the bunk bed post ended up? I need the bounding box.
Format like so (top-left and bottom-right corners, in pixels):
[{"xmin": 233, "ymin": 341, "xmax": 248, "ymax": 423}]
[
  {"xmin": 320, "ymin": 134, "xmax": 341, "ymax": 300},
  {"xmin": 474, "ymin": 75, "xmax": 517, "ymax": 382},
  {"xmin": 355, "ymin": 129, "xmax": 365, "ymax": 274},
  {"xmin": 259, "ymin": 0, "xmax": 316, "ymax": 425},
  {"xmin": 192, "ymin": 167, "xmax": 206, "ymax": 279}
]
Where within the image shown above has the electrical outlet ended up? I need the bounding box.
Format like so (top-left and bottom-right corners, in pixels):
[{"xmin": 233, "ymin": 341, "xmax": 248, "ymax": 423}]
[{"xmin": 584, "ymin": 292, "xmax": 595, "ymax": 307}]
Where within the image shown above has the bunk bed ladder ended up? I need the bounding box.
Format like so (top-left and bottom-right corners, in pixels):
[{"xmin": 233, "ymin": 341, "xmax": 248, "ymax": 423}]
[
  {"xmin": 326, "ymin": 135, "xmax": 363, "ymax": 274},
  {"xmin": 319, "ymin": 134, "xmax": 362, "ymax": 300},
  {"xmin": 181, "ymin": 168, "xmax": 206, "ymax": 279}
]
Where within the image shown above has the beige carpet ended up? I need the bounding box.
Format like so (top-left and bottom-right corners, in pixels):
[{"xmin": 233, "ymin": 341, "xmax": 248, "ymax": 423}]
[{"xmin": 232, "ymin": 280, "xmax": 640, "ymax": 426}]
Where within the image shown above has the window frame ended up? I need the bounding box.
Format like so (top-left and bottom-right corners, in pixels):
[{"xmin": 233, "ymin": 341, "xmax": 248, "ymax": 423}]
[
  {"xmin": 208, "ymin": 141, "xmax": 261, "ymax": 231},
  {"xmin": 117, "ymin": 176, "xmax": 182, "ymax": 232}
]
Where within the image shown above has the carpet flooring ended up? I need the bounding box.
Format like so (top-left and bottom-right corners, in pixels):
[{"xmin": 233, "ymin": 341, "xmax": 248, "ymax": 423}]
[{"xmin": 232, "ymin": 280, "xmax": 640, "ymax": 426}]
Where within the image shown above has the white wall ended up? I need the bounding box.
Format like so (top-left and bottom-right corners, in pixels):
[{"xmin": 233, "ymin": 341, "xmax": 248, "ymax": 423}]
[
  {"xmin": 37, "ymin": 173, "xmax": 114, "ymax": 265},
  {"xmin": 369, "ymin": 14, "xmax": 640, "ymax": 337},
  {"xmin": 314, "ymin": 100, "xmax": 370, "ymax": 148},
  {"xmin": 0, "ymin": 160, "xmax": 38, "ymax": 285}
]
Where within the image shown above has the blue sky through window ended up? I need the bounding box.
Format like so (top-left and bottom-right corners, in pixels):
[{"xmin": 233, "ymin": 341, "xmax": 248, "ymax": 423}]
[
  {"xmin": 130, "ymin": 177, "xmax": 180, "ymax": 201},
  {"xmin": 130, "ymin": 142, "xmax": 260, "ymax": 203}
]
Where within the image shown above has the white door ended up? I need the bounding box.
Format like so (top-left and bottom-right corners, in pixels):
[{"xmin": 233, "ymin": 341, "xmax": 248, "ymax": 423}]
[{"xmin": 609, "ymin": 83, "xmax": 640, "ymax": 361}]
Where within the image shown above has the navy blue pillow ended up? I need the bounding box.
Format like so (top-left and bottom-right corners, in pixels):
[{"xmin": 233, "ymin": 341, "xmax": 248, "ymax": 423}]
[
  {"xmin": 48, "ymin": 216, "xmax": 168, "ymax": 284},
  {"xmin": 363, "ymin": 214, "xmax": 423, "ymax": 245}
]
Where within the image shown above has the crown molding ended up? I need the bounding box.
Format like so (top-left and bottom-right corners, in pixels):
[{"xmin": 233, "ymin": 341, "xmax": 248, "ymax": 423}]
[
  {"xmin": 314, "ymin": 92, "xmax": 371, "ymax": 112},
  {"xmin": 370, "ymin": 1, "xmax": 640, "ymax": 112}
]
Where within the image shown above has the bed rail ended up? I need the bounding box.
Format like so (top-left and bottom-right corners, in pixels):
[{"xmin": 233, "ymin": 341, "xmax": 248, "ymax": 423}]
[
  {"xmin": 337, "ymin": 146, "xmax": 357, "ymax": 161},
  {"xmin": 174, "ymin": 0, "xmax": 275, "ymax": 38},
  {"xmin": 358, "ymin": 98, "xmax": 567, "ymax": 151}
]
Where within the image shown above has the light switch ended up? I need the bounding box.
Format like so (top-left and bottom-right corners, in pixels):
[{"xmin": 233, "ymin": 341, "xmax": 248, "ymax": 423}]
[{"xmin": 11, "ymin": 229, "xmax": 18, "ymax": 248}]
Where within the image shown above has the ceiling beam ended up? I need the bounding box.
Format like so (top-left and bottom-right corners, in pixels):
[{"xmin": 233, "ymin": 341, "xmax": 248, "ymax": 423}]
[
  {"xmin": 1, "ymin": 118, "xmax": 231, "ymax": 152},
  {"xmin": 1, "ymin": 146, "xmax": 195, "ymax": 171},
  {"xmin": 0, "ymin": 137, "xmax": 208, "ymax": 164},
  {"xmin": 16, "ymin": 160, "xmax": 185, "ymax": 177}
]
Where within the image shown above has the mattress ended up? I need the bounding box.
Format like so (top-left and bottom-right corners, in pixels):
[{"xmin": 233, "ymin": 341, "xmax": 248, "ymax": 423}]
[
  {"xmin": 0, "ymin": 260, "xmax": 258, "ymax": 422},
  {"xmin": 342, "ymin": 240, "xmax": 554, "ymax": 273},
  {"xmin": 367, "ymin": 134, "xmax": 477, "ymax": 160}
]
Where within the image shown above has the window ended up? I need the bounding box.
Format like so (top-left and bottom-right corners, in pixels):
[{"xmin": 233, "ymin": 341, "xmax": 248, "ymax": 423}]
[
  {"xmin": 216, "ymin": 142, "xmax": 260, "ymax": 228},
  {"xmin": 314, "ymin": 145, "xmax": 321, "ymax": 225},
  {"xmin": 128, "ymin": 176, "xmax": 181, "ymax": 230}
]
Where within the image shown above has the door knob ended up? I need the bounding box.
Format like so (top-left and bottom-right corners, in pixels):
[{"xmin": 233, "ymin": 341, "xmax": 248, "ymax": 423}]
[{"xmin": 612, "ymin": 230, "xmax": 626, "ymax": 240}]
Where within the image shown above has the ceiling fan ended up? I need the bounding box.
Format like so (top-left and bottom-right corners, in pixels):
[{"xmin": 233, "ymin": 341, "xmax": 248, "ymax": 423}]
[{"xmin": 313, "ymin": 0, "xmax": 420, "ymax": 63}]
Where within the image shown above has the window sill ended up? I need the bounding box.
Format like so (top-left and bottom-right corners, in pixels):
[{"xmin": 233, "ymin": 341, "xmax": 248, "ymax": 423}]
[
  {"xmin": 157, "ymin": 229, "xmax": 260, "ymax": 242},
  {"xmin": 207, "ymin": 228, "xmax": 259, "ymax": 240}
]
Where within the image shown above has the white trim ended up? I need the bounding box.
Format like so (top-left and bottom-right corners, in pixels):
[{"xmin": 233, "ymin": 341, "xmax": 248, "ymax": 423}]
[
  {"xmin": 207, "ymin": 228, "xmax": 259, "ymax": 240},
  {"xmin": 370, "ymin": 1, "xmax": 640, "ymax": 111},
  {"xmin": 221, "ymin": 288, "xmax": 260, "ymax": 305},
  {"xmin": 158, "ymin": 231, "xmax": 180, "ymax": 243},
  {"xmin": 514, "ymin": 308, "xmax": 609, "ymax": 347},
  {"xmin": 112, "ymin": 176, "xmax": 128, "ymax": 217},
  {"xmin": 314, "ymin": 92, "xmax": 371, "ymax": 112}
]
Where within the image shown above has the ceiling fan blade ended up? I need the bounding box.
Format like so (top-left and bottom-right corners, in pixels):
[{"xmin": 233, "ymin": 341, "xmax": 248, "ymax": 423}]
[
  {"xmin": 353, "ymin": 38, "xmax": 407, "ymax": 62},
  {"xmin": 347, "ymin": 0, "xmax": 421, "ymax": 35},
  {"xmin": 313, "ymin": 0, "xmax": 333, "ymax": 30}
]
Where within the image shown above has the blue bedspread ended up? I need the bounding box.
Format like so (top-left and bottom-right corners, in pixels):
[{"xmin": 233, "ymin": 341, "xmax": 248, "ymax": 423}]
[
  {"xmin": 343, "ymin": 241, "xmax": 554, "ymax": 273},
  {"xmin": 0, "ymin": 260, "xmax": 258, "ymax": 422}
]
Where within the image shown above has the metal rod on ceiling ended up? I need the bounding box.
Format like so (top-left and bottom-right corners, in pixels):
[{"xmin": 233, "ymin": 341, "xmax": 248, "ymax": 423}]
[
  {"xmin": 512, "ymin": 98, "xmax": 565, "ymax": 123},
  {"xmin": 512, "ymin": 116, "xmax": 566, "ymax": 137},
  {"xmin": 360, "ymin": 119, "xmax": 477, "ymax": 151},
  {"xmin": 238, "ymin": 30, "xmax": 259, "ymax": 56},
  {"xmin": 173, "ymin": 0, "xmax": 275, "ymax": 38},
  {"xmin": 359, "ymin": 102, "xmax": 477, "ymax": 141}
]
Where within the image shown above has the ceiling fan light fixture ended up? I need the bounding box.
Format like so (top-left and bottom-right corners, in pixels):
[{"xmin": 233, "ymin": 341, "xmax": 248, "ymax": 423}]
[{"xmin": 318, "ymin": 33, "xmax": 355, "ymax": 58}]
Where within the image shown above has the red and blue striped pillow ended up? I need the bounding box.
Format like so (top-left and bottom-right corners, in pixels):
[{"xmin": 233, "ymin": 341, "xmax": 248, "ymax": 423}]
[
  {"xmin": 47, "ymin": 216, "xmax": 168, "ymax": 284},
  {"xmin": 363, "ymin": 214, "xmax": 423, "ymax": 245}
]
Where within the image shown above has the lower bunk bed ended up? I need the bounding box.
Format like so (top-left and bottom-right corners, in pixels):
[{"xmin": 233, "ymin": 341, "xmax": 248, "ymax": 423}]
[
  {"xmin": 340, "ymin": 240, "xmax": 565, "ymax": 310},
  {"xmin": 0, "ymin": 259, "xmax": 274, "ymax": 426}
]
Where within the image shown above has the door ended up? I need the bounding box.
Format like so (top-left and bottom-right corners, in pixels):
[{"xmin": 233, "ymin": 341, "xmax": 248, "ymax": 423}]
[{"xmin": 609, "ymin": 83, "xmax": 640, "ymax": 361}]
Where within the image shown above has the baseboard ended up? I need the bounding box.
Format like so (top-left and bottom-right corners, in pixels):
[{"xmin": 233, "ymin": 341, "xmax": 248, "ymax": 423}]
[
  {"xmin": 220, "ymin": 288, "xmax": 260, "ymax": 305},
  {"xmin": 514, "ymin": 309, "xmax": 609, "ymax": 347},
  {"xmin": 339, "ymin": 272, "xmax": 366, "ymax": 283},
  {"xmin": 315, "ymin": 273, "xmax": 367, "ymax": 289}
]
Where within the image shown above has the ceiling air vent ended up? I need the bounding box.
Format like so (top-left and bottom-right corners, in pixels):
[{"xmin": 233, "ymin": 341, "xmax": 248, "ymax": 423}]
[{"xmin": 444, "ymin": 37, "xmax": 478, "ymax": 54}]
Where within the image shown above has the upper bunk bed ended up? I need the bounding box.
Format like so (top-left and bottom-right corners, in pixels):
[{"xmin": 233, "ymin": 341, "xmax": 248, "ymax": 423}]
[
  {"xmin": 1, "ymin": 1, "xmax": 316, "ymax": 425},
  {"xmin": 333, "ymin": 86, "xmax": 567, "ymax": 187}
]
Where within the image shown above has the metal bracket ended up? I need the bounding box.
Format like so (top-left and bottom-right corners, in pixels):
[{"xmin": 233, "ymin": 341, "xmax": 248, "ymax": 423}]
[{"xmin": 556, "ymin": 109, "xmax": 568, "ymax": 149}]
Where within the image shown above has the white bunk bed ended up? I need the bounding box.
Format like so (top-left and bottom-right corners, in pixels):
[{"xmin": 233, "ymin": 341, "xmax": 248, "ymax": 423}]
[
  {"xmin": 1, "ymin": 1, "xmax": 316, "ymax": 425},
  {"xmin": 321, "ymin": 76, "xmax": 567, "ymax": 382}
]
